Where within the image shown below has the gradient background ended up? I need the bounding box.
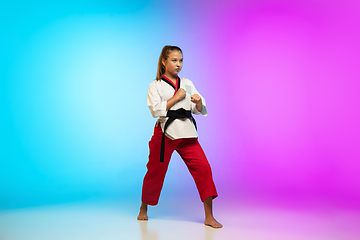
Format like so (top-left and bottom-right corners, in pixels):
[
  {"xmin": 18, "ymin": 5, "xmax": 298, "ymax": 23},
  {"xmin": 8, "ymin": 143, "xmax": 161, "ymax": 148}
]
[{"xmin": 1, "ymin": 0, "xmax": 359, "ymax": 211}]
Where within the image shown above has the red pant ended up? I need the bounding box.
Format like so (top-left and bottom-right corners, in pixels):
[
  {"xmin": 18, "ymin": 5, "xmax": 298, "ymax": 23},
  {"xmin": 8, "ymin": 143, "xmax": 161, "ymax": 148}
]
[{"xmin": 141, "ymin": 124, "xmax": 218, "ymax": 205}]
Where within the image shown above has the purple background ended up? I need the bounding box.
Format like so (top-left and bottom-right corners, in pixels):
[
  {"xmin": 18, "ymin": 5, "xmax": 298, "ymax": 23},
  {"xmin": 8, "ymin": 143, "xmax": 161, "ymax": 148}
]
[{"xmin": 171, "ymin": 0, "xmax": 360, "ymax": 207}]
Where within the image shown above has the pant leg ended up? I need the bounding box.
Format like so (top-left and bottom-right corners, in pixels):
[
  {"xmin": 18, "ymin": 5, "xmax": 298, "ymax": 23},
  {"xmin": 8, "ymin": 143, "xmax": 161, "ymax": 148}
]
[
  {"xmin": 176, "ymin": 138, "xmax": 218, "ymax": 202},
  {"xmin": 141, "ymin": 124, "xmax": 178, "ymax": 205}
]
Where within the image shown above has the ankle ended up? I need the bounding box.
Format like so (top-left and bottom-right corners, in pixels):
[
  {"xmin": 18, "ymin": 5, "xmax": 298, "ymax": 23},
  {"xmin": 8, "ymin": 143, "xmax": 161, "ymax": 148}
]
[
  {"xmin": 140, "ymin": 203, "xmax": 148, "ymax": 210},
  {"xmin": 205, "ymin": 215, "xmax": 215, "ymax": 219}
]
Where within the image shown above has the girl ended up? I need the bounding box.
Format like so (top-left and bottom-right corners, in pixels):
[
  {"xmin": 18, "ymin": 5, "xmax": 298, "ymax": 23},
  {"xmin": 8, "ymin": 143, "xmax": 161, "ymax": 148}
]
[{"xmin": 137, "ymin": 45, "xmax": 222, "ymax": 228}]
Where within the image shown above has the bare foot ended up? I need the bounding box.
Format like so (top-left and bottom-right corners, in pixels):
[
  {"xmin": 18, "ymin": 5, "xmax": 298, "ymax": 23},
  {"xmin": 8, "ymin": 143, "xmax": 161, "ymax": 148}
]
[
  {"xmin": 204, "ymin": 216, "xmax": 223, "ymax": 228},
  {"xmin": 137, "ymin": 203, "xmax": 148, "ymax": 221},
  {"xmin": 203, "ymin": 196, "xmax": 222, "ymax": 228}
]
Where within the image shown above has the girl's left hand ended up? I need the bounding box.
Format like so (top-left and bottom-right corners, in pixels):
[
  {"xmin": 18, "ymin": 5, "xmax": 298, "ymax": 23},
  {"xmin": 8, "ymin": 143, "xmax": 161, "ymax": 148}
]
[{"xmin": 191, "ymin": 94, "xmax": 202, "ymax": 104}]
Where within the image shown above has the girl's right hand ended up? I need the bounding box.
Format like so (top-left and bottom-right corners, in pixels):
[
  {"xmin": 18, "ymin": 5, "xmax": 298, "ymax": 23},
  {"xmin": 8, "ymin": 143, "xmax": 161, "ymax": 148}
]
[
  {"xmin": 174, "ymin": 88, "xmax": 186, "ymax": 101},
  {"xmin": 166, "ymin": 88, "xmax": 186, "ymax": 111}
]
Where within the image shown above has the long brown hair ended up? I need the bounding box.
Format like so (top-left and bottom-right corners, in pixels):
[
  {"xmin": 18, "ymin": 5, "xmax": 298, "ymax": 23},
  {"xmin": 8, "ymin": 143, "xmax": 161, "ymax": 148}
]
[{"xmin": 156, "ymin": 45, "xmax": 182, "ymax": 80}]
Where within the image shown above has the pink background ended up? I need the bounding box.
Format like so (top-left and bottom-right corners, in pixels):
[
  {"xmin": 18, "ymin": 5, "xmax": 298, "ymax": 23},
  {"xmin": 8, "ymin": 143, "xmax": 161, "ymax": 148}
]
[{"xmin": 1, "ymin": 0, "xmax": 359, "ymax": 209}]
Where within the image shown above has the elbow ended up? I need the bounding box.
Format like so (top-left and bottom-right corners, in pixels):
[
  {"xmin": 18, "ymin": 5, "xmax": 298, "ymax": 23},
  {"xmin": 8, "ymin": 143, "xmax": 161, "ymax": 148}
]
[
  {"xmin": 200, "ymin": 105, "xmax": 208, "ymax": 116},
  {"xmin": 150, "ymin": 109, "xmax": 166, "ymax": 118},
  {"xmin": 149, "ymin": 102, "xmax": 167, "ymax": 118},
  {"xmin": 151, "ymin": 112, "xmax": 159, "ymax": 118}
]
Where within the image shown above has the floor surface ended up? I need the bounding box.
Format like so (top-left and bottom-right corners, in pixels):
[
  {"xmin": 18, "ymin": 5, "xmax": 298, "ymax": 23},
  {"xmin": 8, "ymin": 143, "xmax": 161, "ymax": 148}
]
[{"xmin": 0, "ymin": 199, "xmax": 359, "ymax": 240}]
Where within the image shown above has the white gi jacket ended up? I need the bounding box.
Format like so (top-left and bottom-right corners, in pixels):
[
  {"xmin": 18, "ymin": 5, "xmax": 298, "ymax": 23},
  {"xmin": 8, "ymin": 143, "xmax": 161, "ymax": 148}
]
[{"xmin": 147, "ymin": 77, "xmax": 207, "ymax": 140}]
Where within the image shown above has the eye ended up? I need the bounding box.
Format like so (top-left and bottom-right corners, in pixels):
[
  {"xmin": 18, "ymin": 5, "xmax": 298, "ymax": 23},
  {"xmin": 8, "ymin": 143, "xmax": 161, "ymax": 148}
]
[{"xmin": 180, "ymin": 59, "xmax": 183, "ymax": 63}]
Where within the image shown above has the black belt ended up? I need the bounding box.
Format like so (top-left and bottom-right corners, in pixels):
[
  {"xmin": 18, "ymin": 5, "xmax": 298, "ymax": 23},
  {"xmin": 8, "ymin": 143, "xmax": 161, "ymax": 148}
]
[{"xmin": 160, "ymin": 108, "xmax": 197, "ymax": 162}]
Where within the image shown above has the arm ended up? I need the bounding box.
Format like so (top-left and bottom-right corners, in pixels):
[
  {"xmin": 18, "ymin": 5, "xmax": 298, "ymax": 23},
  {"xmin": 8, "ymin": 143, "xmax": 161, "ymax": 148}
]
[
  {"xmin": 148, "ymin": 82, "xmax": 167, "ymax": 118},
  {"xmin": 147, "ymin": 82, "xmax": 186, "ymax": 117},
  {"xmin": 191, "ymin": 94, "xmax": 203, "ymax": 112},
  {"xmin": 188, "ymin": 80, "xmax": 208, "ymax": 116},
  {"xmin": 166, "ymin": 88, "xmax": 186, "ymax": 111}
]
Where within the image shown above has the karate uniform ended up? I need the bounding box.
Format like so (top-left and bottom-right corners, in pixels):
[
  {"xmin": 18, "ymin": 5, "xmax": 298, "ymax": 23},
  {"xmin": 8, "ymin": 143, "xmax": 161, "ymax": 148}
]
[{"xmin": 141, "ymin": 76, "xmax": 218, "ymax": 206}]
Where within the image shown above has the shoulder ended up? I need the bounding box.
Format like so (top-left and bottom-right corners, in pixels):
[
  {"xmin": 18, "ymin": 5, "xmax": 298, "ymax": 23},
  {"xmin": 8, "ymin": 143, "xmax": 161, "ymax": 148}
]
[
  {"xmin": 149, "ymin": 79, "xmax": 159, "ymax": 86},
  {"xmin": 180, "ymin": 78, "xmax": 195, "ymax": 86},
  {"xmin": 149, "ymin": 79, "xmax": 162, "ymax": 88},
  {"xmin": 180, "ymin": 78, "xmax": 197, "ymax": 90}
]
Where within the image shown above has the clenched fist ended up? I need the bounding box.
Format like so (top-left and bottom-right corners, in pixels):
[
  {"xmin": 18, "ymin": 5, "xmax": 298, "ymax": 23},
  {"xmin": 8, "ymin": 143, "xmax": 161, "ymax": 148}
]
[
  {"xmin": 191, "ymin": 94, "xmax": 202, "ymax": 104},
  {"xmin": 174, "ymin": 88, "xmax": 186, "ymax": 101}
]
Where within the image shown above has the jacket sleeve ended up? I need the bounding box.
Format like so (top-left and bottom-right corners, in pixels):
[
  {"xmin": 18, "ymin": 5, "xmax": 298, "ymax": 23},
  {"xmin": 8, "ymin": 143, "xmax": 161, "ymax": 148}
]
[
  {"xmin": 189, "ymin": 81, "xmax": 208, "ymax": 116},
  {"xmin": 147, "ymin": 81, "xmax": 167, "ymax": 118}
]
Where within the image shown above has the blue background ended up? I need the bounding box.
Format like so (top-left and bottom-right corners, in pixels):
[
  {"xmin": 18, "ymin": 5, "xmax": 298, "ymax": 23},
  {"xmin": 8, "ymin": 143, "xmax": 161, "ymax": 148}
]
[{"xmin": 1, "ymin": 0, "xmax": 360, "ymax": 210}]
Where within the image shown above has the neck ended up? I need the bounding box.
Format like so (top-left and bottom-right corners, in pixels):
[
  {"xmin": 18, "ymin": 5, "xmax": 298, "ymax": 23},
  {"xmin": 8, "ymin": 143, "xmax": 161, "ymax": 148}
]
[{"xmin": 163, "ymin": 73, "xmax": 177, "ymax": 84}]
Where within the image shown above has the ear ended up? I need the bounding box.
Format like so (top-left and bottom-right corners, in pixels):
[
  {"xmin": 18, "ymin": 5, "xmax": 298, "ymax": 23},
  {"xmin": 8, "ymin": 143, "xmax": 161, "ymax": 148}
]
[{"xmin": 162, "ymin": 58, "xmax": 166, "ymax": 67}]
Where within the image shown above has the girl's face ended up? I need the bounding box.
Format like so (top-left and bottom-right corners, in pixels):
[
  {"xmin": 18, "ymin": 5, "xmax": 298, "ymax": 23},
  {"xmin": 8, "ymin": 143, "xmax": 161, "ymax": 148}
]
[{"xmin": 162, "ymin": 50, "xmax": 183, "ymax": 77}]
